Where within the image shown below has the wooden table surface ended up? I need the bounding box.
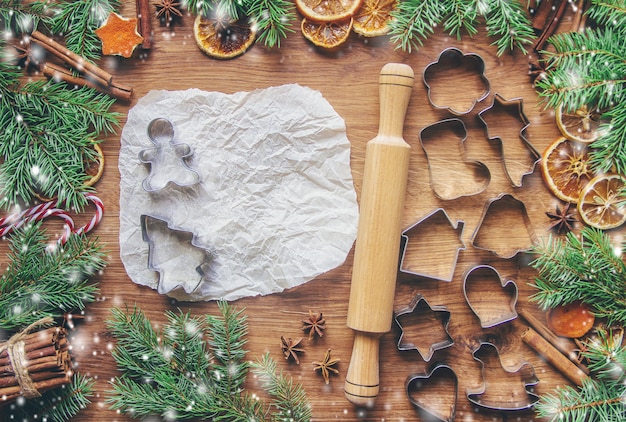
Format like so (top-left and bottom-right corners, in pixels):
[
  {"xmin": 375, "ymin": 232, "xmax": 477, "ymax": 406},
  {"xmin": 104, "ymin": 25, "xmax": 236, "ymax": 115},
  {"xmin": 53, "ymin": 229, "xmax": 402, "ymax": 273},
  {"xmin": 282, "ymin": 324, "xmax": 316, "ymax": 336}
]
[{"xmin": 2, "ymin": 2, "xmax": 602, "ymax": 421}]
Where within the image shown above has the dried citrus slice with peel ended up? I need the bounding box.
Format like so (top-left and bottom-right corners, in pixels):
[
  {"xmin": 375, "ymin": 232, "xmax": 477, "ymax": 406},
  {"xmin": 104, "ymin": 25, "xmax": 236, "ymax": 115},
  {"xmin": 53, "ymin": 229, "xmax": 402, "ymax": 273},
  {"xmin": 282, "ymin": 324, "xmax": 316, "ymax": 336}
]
[
  {"xmin": 578, "ymin": 173, "xmax": 626, "ymax": 230},
  {"xmin": 296, "ymin": 0, "xmax": 363, "ymax": 22},
  {"xmin": 353, "ymin": 0, "xmax": 396, "ymax": 37},
  {"xmin": 301, "ymin": 17, "xmax": 352, "ymax": 48},
  {"xmin": 556, "ymin": 104, "xmax": 610, "ymax": 144},
  {"xmin": 193, "ymin": 15, "xmax": 256, "ymax": 59},
  {"xmin": 85, "ymin": 143, "xmax": 105, "ymax": 187},
  {"xmin": 541, "ymin": 136, "xmax": 595, "ymax": 203}
]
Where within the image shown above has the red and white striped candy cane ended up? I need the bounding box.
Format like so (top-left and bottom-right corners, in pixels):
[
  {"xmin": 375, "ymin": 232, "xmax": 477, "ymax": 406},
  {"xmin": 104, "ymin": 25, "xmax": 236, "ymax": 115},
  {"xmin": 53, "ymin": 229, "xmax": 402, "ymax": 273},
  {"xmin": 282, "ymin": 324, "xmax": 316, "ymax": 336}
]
[
  {"xmin": 73, "ymin": 193, "xmax": 104, "ymax": 236},
  {"xmin": 0, "ymin": 201, "xmax": 57, "ymax": 229},
  {"xmin": 0, "ymin": 204, "xmax": 75, "ymax": 242}
]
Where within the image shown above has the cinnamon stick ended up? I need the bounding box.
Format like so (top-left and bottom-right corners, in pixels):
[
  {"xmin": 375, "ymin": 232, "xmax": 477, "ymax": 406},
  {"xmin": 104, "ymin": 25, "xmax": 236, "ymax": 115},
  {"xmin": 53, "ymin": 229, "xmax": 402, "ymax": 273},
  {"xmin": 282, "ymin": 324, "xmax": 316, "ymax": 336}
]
[
  {"xmin": 42, "ymin": 63, "xmax": 133, "ymax": 101},
  {"xmin": 136, "ymin": 0, "xmax": 153, "ymax": 49},
  {"xmin": 31, "ymin": 31, "xmax": 113, "ymax": 87},
  {"xmin": 522, "ymin": 326, "xmax": 588, "ymax": 386},
  {"xmin": 0, "ymin": 374, "xmax": 71, "ymax": 404}
]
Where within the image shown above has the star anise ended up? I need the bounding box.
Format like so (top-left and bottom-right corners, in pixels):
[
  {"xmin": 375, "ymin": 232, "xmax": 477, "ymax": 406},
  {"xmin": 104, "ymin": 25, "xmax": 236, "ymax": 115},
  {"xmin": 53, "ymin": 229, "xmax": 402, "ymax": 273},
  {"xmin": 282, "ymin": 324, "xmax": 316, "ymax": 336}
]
[
  {"xmin": 312, "ymin": 348, "xmax": 340, "ymax": 384},
  {"xmin": 546, "ymin": 203, "xmax": 577, "ymax": 234},
  {"xmin": 280, "ymin": 336, "xmax": 305, "ymax": 364},
  {"xmin": 302, "ymin": 310, "xmax": 326, "ymax": 340},
  {"xmin": 13, "ymin": 36, "xmax": 39, "ymax": 71},
  {"xmin": 156, "ymin": 0, "xmax": 183, "ymax": 27}
]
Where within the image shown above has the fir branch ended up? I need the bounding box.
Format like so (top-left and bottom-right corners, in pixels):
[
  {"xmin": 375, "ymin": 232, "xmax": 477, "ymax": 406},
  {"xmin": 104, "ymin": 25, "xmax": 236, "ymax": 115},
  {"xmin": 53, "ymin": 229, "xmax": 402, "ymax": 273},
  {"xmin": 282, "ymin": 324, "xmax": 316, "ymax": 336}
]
[
  {"xmin": 481, "ymin": 0, "xmax": 534, "ymax": 56},
  {"xmin": 0, "ymin": 221, "xmax": 106, "ymax": 330},
  {"xmin": 0, "ymin": 0, "xmax": 52, "ymax": 34},
  {"xmin": 388, "ymin": 0, "xmax": 446, "ymax": 53},
  {"xmin": 49, "ymin": 0, "xmax": 120, "ymax": 61},
  {"xmin": 587, "ymin": 0, "xmax": 626, "ymax": 28},
  {"xmin": 182, "ymin": 0, "xmax": 215, "ymax": 17},
  {"xmin": 252, "ymin": 352, "xmax": 313, "ymax": 421},
  {"xmin": 442, "ymin": 0, "xmax": 479, "ymax": 40},
  {"xmin": 247, "ymin": 0, "xmax": 296, "ymax": 47},
  {"xmin": 529, "ymin": 227, "xmax": 626, "ymax": 326},
  {"xmin": 106, "ymin": 302, "xmax": 311, "ymax": 421},
  {"xmin": 0, "ymin": 373, "xmax": 95, "ymax": 422}
]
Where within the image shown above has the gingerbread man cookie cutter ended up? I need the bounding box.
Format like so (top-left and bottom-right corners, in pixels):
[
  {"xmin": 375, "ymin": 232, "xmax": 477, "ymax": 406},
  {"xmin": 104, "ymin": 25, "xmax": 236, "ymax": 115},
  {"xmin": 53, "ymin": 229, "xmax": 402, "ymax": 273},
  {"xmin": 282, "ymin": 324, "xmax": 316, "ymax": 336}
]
[{"xmin": 139, "ymin": 118, "xmax": 201, "ymax": 192}]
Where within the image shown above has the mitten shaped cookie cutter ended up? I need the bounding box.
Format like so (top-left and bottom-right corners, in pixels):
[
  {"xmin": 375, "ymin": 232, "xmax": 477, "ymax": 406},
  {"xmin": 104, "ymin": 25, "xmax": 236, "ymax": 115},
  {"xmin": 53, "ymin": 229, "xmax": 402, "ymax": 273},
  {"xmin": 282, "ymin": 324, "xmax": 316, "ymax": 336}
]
[
  {"xmin": 466, "ymin": 342, "xmax": 540, "ymax": 411},
  {"xmin": 419, "ymin": 118, "xmax": 491, "ymax": 200},
  {"xmin": 463, "ymin": 265, "xmax": 518, "ymax": 328},
  {"xmin": 394, "ymin": 294, "xmax": 454, "ymax": 362},
  {"xmin": 399, "ymin": 208, "xmax": 465, "ymax": 282},
  {"xmin": 406, "ymin": 363, "xmax": 458, "ymax": 422},
  {"xmin": 470, "ymin": 193, "xmax": 538, "ymax": 259},
  {"xmin": 423, "ymin": 47, "xmax": 491, "ymax": 115},
  {"xmin": 477, "ymin": 93, "xmax": 540, "ymax": 187},
  {"xmin": 139, "ymin": 118, "xmax": 201, "ymax": 192},
  {"xmin": 140, "ymin": 214, "xmax": 213, "ymax": 296}
]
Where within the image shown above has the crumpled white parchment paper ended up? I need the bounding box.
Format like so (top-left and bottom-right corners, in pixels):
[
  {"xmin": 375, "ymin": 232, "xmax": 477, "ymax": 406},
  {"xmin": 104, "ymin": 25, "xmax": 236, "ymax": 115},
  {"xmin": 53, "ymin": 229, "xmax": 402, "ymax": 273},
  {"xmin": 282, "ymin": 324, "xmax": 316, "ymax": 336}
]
[{"xmin": 119, "ymin": 84, "xmax": 359, "ymax": 301}]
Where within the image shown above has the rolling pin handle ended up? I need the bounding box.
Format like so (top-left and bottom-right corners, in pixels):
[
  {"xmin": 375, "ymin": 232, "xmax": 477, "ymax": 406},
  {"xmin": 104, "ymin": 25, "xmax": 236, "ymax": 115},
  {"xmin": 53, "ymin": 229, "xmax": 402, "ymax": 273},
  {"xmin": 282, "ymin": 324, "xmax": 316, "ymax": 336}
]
[{"xmin": 344, "ymin": 331, "xmax": 380, "ymax": 408}]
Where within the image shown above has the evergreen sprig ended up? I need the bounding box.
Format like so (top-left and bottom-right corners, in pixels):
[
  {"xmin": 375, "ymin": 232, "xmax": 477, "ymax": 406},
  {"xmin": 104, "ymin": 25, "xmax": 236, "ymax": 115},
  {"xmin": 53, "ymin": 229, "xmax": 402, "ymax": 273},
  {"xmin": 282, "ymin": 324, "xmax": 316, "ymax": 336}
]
[
  {"xmin": 0, "ymin": 49, "xmax": 120, "ymax": 211},
  {"xmin": 0, "ymin": 0, "xmax": 52, "ymax": 33},
  {"xmin": 0, "ymin": 374, "xmax": 95, "ymax": 422},
  {"xmin": 0, "ymin": 221, "xmax": 106, "ymax": 330},
  {"xmin": 49, "ymin": 0, "xmax": 120, "ymax": 61},
  {"xmin": 535, "ymin": 328, "xmax": 626, "ymax": 421},
  {"xmin": 106, "ymin": 302, "xmax": 311, "ymax": 421},
  {"xmin": 389, "ymin": 0, "xmax": 534, "ymax": 55},
  {"xmin": 529, "ymin": 227, "xmax": 626, "ymax": 326},
  {"xmin": 535, "ymin": 1, "xmax": 626, "ymax": 173}
]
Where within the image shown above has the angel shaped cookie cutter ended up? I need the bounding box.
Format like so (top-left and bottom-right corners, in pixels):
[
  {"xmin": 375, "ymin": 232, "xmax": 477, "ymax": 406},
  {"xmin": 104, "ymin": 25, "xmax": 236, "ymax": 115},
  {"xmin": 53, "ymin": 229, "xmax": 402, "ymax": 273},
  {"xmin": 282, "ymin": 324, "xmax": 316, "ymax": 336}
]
[{"xmin": 139, "ymin": 118, "xmax": 201, "ymax": 192}]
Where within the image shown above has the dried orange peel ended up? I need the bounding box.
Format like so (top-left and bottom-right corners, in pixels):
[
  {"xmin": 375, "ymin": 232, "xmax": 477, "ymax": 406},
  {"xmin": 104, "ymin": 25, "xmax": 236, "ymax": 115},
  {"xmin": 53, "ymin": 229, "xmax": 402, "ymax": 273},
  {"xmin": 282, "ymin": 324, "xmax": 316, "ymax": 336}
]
[
  {"xmin": 95, "ymin": 12, "xmax": 144, "ymax": 58},
  {"xmin": 85, "ymin": 143, "xmax": 105, "ymax": 187},
  {"xmin": 353, "ymin": 0, "xmax": 396, "ymax": 37},
  {"xmin": 296, "ymin": 0, "xmax": 363, "ymax": 22},
  {"xmin": 193, "ymin": 15, "xmax": 256, "ymax": 59},
  {"xmin": 301, "ymin": 17, "xmax": 353, "ymax": 48}
]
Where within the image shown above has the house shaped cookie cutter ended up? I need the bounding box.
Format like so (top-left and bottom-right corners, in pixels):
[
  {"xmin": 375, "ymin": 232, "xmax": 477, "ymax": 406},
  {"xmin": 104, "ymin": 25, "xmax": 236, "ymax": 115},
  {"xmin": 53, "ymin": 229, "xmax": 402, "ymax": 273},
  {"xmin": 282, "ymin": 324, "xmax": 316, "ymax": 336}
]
[
  {"xmin": 399, "ymin": 208, "xmax": 465, "ymax": 282},
  {"xmin": 394, "ymin": 293, "xmax": 454, "ymax": 362},
  {"xmin": 406, "ymin": 363, "xmax": 458, "ymax": 422}
]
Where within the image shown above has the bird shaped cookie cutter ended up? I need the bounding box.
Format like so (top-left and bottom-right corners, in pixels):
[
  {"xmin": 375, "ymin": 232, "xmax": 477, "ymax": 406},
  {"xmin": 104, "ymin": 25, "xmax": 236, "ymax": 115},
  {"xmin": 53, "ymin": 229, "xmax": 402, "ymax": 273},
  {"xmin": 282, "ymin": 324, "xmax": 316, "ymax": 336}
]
[{"xmin": 138, "ymin": 118, "xmax": 201, "ymax": 192}]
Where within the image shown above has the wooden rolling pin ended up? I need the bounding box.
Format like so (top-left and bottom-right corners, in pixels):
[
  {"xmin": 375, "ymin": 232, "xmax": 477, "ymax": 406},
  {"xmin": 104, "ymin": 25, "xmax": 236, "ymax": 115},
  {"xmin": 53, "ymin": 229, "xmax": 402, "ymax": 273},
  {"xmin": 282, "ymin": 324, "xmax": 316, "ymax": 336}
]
[{"xmin": 344, "ymin": 63, "xmax": 414, "ymax": 407}]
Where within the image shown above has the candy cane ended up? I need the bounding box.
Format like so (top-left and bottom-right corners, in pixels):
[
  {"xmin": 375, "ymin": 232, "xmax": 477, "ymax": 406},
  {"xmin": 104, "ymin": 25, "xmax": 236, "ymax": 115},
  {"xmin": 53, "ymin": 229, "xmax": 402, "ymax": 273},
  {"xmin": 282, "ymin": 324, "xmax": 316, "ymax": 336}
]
[
  {"xmin": 0, "ymin": 206, "xmax": 75, "ymax": 242},
  {"xmin": 73, "ymin": 193, "xmax": 103, "ymax": 235},
  {"xmin": 0, "ymin": 201, "xmax": 57, "ymax": 229}
]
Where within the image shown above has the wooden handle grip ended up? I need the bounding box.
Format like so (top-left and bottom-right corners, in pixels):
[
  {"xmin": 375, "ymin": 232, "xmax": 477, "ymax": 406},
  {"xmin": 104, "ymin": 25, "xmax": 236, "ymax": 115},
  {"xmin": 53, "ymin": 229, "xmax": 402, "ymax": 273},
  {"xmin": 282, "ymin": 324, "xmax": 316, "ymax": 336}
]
[{"xmin": 345, "ymin": 63, "xmax": 414, "ymax": 407}]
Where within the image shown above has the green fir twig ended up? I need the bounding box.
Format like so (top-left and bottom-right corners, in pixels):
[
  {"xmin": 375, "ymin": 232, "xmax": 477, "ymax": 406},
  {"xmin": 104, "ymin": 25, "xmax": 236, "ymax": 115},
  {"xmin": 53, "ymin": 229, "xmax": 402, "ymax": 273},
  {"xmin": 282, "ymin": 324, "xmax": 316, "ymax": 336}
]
[{"xmin": 0, "ymin": 0, "xmax": 52, "ymax": 33}]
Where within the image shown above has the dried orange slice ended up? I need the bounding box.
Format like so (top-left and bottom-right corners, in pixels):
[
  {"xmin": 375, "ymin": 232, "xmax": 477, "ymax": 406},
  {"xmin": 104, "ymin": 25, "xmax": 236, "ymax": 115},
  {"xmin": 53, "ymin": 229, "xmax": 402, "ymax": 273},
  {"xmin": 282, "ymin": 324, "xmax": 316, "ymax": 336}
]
[
  {"xmin": 578, "ymin": 173, "xmax": 626, "ymax": 230},
  {"xmin": 296, "ymin": 0, "xmax": 363, "ymax": 22},
  {"xmin": 556, "ymin": 104, "xmax": 610, "ymax": 144},
  {"xmin": 301, "ymin": 17, "xmax": 352, "ymax": 48},
  {"xmin": 353, "ymin": 0, "xmax": 396, "ymax": 37},
  {"xmin": 85, "ymin": 143, "xmax": 105, "ymax": 187},
  {"xmin": 541, "ymin": 136, "xmax": 595, "ymax": 203},
  {"xmin": 193, "ymin": 15, "xmax": 256, "ymax": 59}
]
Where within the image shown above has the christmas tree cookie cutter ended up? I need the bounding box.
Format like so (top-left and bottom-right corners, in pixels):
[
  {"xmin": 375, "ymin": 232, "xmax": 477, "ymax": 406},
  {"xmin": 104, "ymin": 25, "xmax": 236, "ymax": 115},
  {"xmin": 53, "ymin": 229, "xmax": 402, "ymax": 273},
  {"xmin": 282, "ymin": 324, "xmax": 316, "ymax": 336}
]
[
  {"xmin": 399, "ymin": 208, "xmax": 466, "ymax": 282},
  {"xmin": 139, "ymin": 118, "xmax": 201, "ymax": 193},
  {"xmin": 406, "ymin": 363, "xmax": 458, "ymax": 422},
  {"xmin": 463, "ymin": 265, "xmax": 518, "ymax": 328},
  {"xmin": 466, "ymin": 341, "xmax": 540, "ymax": 411},
  {"xmin": 419, "ymin": 118, "xmax": 491, "ymax": 200},
  {"xmin": 394, "ymin": 294, "xmax": 454, "ymax": 362},
  {"xmin": 470, "ymin": 193, "xmax": 538, "ymax": 259},
  {"xmin": 423, "ymin": 47, "xmax": 491, "ymax": 115},
  {"xmin": 140, "ymin": 214, "xmax": 213, "ymax": 296},
  {"xmin": 477, "ymin": 93, "xmax": 540, "ymax": 187}
]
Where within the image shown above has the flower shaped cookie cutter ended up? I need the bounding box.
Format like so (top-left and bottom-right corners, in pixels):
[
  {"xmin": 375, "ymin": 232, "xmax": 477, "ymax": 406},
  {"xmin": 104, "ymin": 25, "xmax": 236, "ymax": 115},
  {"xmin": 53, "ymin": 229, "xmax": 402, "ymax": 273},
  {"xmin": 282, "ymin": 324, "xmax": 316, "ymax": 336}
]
[{"xmin": 423, "ymin": 47, "xmax": 491, "ymax": 115}]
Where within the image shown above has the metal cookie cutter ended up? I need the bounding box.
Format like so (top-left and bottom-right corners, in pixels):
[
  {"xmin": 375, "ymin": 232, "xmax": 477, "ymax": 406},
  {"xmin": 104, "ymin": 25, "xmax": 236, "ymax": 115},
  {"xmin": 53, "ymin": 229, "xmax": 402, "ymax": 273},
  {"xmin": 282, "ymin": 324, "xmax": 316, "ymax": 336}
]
[
  {"xmin": 399, "ymin": 208, "xmax": 465, "ymax": 282},
  {"xmin": 477, "ymin": 93, "xmax": 540, "ymax": 187},
  {"xmin": 466, "ymin": 342, "xmax": 540, "ymax": 411},
  {"xmin": 470, "ymin": 193, "xmax": 538, "ymax": 259},
  {"xmin": 406, "ymin": 363, "xmax": 458, "ymax": 422},
  {"xmin": 463, "ymin": 265, "xmax": 518, "ymax": 328},
  {"xmin": 394, "ymin": 294, "xmax": 454, "ymax": 362},
  {"xmin": 423, "ymin": 47, "xmax": 491, "ymax": 115},
  {"xmin": 419, "ymin": 118, "xmax": 491, "ymax": 200},
  {"xmin": 141, "ymin": 214, "xmax": 213, "ymax": 296},
  {"xmin": 139, "ymin": 118, "xmax": 201, "ymax": 192}
]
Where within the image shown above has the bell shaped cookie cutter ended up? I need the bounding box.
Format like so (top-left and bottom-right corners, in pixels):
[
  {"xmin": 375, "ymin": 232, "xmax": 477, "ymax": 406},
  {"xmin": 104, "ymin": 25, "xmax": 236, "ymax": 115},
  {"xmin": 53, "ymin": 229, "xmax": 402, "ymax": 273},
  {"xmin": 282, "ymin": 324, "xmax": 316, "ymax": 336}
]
[
  {"xmin": 466, "ymin": 342, "xmax": 540, "ymax": 411},
  {"xmin": 406, "ymin": 363, "xmax": 458, "ymax": 422},
  {"xmin": 394, "ymin": 294, "xmax": 454, "ymax": 362},
  {"xmin": 423, "ymin": 47, "xmax": 491, "ymax": 115},
  {"xmin": 399, "ymin": 208, "xmax": 465, "ymax": 282},
  {"xmin": 477, "ymin": 93, "xmax": 540, "ymax": 188},
  {"xmin": 138, "ymin": 118, "xmax": 201, "ymax": 193},
  {"xmin": 140, "ymin": 214, "xmax": 213, "ymax": 296},
  {"xmin": 463, "ymin": 265, "xmax": 518, "ymax": 328},
  {"xmin": 470, "ymin": 193, "xmax": 538, "ymax": 259},
  {"xmin": 419, "ymin": 119, "xmax": 491, "ymax": 200}
]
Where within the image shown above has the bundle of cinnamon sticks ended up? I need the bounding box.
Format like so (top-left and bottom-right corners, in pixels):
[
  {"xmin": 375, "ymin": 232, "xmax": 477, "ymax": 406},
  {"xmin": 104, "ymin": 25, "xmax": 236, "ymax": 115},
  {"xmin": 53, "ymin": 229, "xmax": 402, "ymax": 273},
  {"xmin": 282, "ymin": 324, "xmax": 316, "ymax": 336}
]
[
  {"xmin": 0, "ymin": 325, "xmax": 72, "ymax": 407},
  {"xmin": 31, "ymin": 30, "xmax": 133, "ymax": 101}
]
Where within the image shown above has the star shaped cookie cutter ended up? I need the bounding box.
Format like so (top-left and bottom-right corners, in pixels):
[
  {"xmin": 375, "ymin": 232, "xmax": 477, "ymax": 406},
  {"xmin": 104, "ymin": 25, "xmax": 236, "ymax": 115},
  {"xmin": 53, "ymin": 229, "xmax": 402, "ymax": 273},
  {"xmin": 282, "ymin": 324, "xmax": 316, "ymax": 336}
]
[
  {"xmin": 139, "ymin": 118, "xmax": 201, "ymax": 193},
  {"xmin": 394, "ymin": 294, "xmax": 454, "ymax": 362}
]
